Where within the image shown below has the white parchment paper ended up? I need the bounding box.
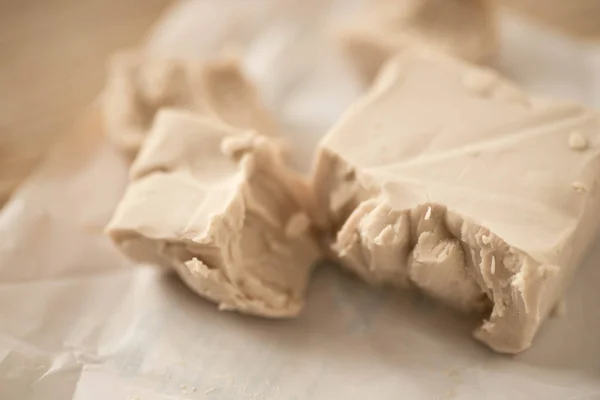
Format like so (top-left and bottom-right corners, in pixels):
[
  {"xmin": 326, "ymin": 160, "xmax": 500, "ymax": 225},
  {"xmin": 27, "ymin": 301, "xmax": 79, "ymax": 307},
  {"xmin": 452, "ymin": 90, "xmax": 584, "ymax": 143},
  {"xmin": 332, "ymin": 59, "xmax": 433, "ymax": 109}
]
[{"xmin": 0, "ymin": 1, "xmax": 599, "ymax": 399}]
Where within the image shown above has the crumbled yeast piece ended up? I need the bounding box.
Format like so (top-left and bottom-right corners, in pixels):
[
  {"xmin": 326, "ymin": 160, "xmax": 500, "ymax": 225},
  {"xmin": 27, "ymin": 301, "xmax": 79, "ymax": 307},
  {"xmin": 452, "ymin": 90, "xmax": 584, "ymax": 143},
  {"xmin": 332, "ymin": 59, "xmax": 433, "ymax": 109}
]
[
  {"xmin": 102, "ymin": 51, "xmax": 277, "ymax": 158},
  {"xmin": 572, "ymin": 181, "xmax": 588, "ymax": 192},
  {"xmin": 313, "ymin": 48, "xmax": 600, "ymax": 353},
  {"xmin": 107, "ymin": 110, "xmax": 320, "ymax": 317},
  {"xmin": 337, "ymin": 0, "xmax": 498, "ymax": 84},
  {"xmin": 568, "ymin": 131, "xmax": 589, "ymax": 151}
]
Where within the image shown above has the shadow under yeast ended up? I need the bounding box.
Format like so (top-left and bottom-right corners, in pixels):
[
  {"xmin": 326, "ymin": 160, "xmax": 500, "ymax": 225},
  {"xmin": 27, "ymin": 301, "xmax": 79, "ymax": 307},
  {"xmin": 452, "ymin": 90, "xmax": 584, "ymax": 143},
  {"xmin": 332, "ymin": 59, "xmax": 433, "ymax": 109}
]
[{"xmin": 151, "ymin": 250, "xmax": 600, "ymax": 398}]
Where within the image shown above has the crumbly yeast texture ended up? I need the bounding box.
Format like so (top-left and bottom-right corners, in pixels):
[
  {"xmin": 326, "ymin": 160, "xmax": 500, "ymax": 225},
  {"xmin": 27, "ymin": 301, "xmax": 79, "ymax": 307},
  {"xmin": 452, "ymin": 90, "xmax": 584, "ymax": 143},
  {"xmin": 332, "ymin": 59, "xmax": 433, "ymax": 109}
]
[
  {"xmin": 107, "ymin": 110, "xmax": 320, "ymax": 317},
  {"xmin": 313, "ymin": 49, "xmax": 600, "ymax": 353}
]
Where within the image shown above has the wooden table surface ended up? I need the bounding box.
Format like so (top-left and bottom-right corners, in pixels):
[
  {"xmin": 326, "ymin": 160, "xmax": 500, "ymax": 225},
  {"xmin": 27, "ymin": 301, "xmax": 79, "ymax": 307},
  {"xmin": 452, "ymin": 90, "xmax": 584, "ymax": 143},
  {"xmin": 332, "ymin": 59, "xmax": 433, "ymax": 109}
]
[
  {"xmin": 0, "ymin": 0, "xmax": 172, "ymax": 202},
  {"xmin": 0, "ymin": 0, "xmax": 172, "ymax": 141}
]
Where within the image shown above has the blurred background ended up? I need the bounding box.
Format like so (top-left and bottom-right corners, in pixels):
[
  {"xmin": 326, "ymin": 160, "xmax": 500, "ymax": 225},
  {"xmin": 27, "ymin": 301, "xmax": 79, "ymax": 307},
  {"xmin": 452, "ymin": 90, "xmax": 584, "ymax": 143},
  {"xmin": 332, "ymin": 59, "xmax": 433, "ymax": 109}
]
[
  {"xmin": 1, "ymin": 0, "xmax": 598, "ymax": 207},
  {"xmin": 0, "ymin": 0, "xmax": 172, "ymax": 204},
  {"xmin": 0, "ymin": 0, "xmax": 171, "ymax": 141}
]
